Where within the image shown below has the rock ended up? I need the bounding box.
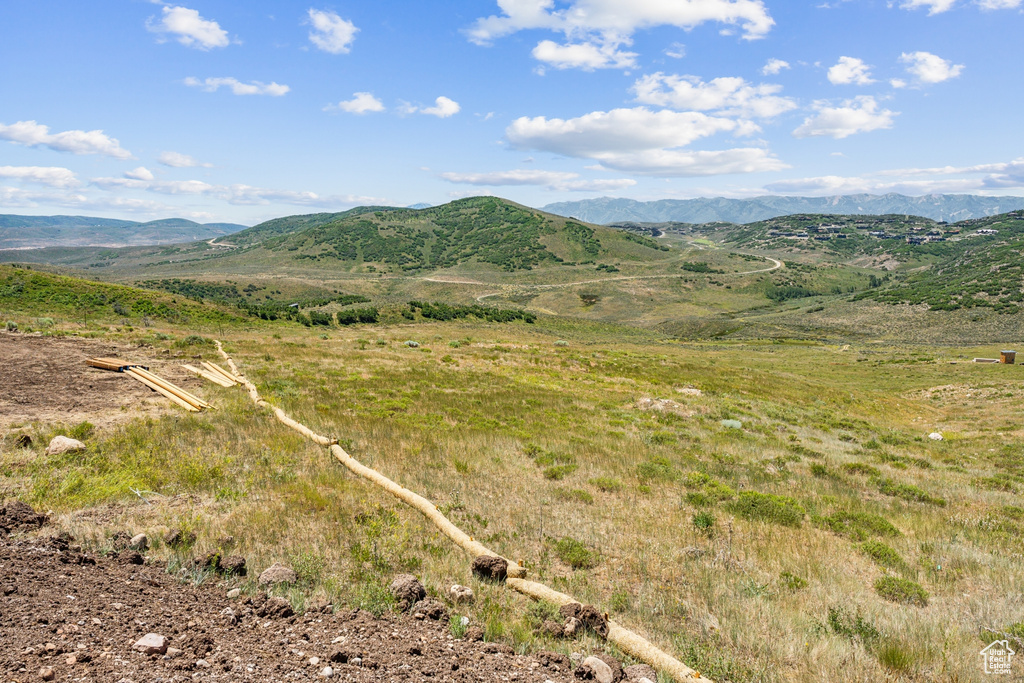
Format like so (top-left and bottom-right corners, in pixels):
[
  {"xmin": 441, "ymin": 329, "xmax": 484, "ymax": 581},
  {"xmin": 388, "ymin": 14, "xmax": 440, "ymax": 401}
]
[
  {"xmin": 389, "ymin": 574, "xmax": 426, "ymax": 610},
  {"xmin": 576, "ymin": 656, "xmax": 614, "ymax": 682},
  {"xmin": 195, "ymin": 659, "xmax": 210, "ymax": 668},
  {"xmin": 258, "ymin": 562, "xmax": 297, "ymax": 586},
  {"xmin": 220, "ymin": 607, "xmax": 238, "ymax": 625},
  {"xmin": 411, "ymin": 598, "xmax": 447, "ymax": 621},
  {"xmin": 0, "ymin": 501, "xmax": 48, "ymax": 533},
  {"xmin": 132, "ymin": 633, "xmax": 169, "ymax": 656},
  {"xmin": 45, "ymin": 436, "xmax": 86, "ymax": 455},
  {"xmin": 928, "ymin": 432, "xmax": 943, "ymax": 441},
  {"xmin": 227, "ymin": 588, "xmax": 241, "ymax": 599},
  {"xmin": 464, "ymin": 626, "xmax": 484, "ymax": 642},
  {"xmin": 129, "ymin": 533, "xmax": 148, "ymax": 551},
  {"xmin": 320, "ymin": 666, "xmax": 334, "ymax": 678},
  {"xmin": 309, "ymin": 656, "xmax": 320, "ymax": 666},
  {"xmin": 541, "ymin": 620, "xmax": 565, "ymax": 638},
  {"xmin": 624, "ymin": 664, "xmax": 657, "ymax": 681},
  {"xmin": 257, "ymin": 596, "xmax": 294, "ymax": 619},
  {"xmin": 562, "ymin": 617, "xmax": 581, "ymax": 637},
  {"xmin": 195, "ymin": 551, "xmax": 221, "ymax": 571},
  {"xmin": 163, "ymin": 529, "xmax": 196, "ymax": 549},
  {"xmin": 591, "ymin": 655, "xmax": 623, "ymax": 682},
  {"xmin": 221, "ymin": 555, "xmax": 247, "ymax": 576},
  {"xmin": 38, "ymin": 666, "xmax": 54, "ymax": 681},
  {"xmin": 165, "ymin": 647, "xmax": 183, "ymax": 658},
  {"xmin": 638, "ymin": 679, "xmax": 656, "ymax": 683},
  {"xmin": 676, "ymin": 387, "xmax": 702, "ymax": 396},
  {"xmin": 471, "ymin": 555, "xmax": 508, "ymax": 582},
  {"xmin": 117, "ymin": 550, "xmax": 144, "ymax": 565},
  {"xmin": 14, "ymin": 434, "xmax": 32, "ymax": 448},
  {"xmin": 559, "ymin": 603, "xmax": 608, "ymax": 638},
  {"xmin": 404, "ymin": 340, "xmax": 420, "ymax": 348},
  {"xmin": 449, "ymin": 584, "xmax": 474, "ymax": 603}
]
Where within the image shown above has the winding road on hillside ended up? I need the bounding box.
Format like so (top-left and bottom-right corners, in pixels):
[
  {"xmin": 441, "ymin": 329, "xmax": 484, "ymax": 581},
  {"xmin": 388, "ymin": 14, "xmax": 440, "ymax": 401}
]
[{"xmin": 416, "ymin": 256, "xmax": 784, "ymax": 304}]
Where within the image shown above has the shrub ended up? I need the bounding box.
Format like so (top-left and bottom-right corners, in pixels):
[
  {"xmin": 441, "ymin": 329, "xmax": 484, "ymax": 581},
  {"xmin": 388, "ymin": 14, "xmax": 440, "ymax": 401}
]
[
  {"xmin": 692, "ymin": 511, "xmax": 716, "ymax": 537},
  {"xmin": 555, "ymin": 488, "xmax": 594, "ymax": 504},
  {"xmin": 876, "ymin": 640, "xmax": 916, "ymax": 673},
  {"xmin": 554, "ymin": 340, "xmax": 568, "ymax": 347},
  {"xmin": 810, "ymin": 463, "xmax": 835, "ymax": 478},
  {"xmin": 636, "ymin": 457, "xmax": 678, "ymax": 482},
  {"xmin": 826, "ymin": 605, "xmax": 881, "ymax": 643},
  {"xmin": 859, "ymin": 541, "xmax": 907, "ymax": 571},
  {"xmin": 544, "ymin": 464, "xmax": 578, "ymax": 480},
  {"xmin": 813, "ymin": 511, "xmax": 901, "ymax": 541},
  {"xmin": 174, "ymin": 334, "xmax": 213, "ymax": 348},
  {"xmin": 780, "ymin": 571, "xmax": 808, "ymax": 590},
  {"xmin": 589, "ymin": 476, "xmax": 622, "ymax": 492},
  {"xmin": 843, "ymin": 462, "xmax": 881, "ymax": 477},
  {"xmin": 68, "ymin": 421, "xmax": 95, "ymax": 442},
  {"xmin": 876, "ymin": 478, "xmax": 946, "ymax": 506},
  {"xmin": 728, "ymin": 491, "xmax": 805, "ymax": 527},
  {"xmin": 554, "ymin": 538, "xmax": 598, "ymax": 570},
  {"xmin": 684, "ymin": 471, "xmax": 735, "ymax": 501},
  {"xmin": 874, "ymin": 576, "xmax": 929, "ymax": 606},
  {"xmin": 5, "ymin": 321, "xmax": 17, "ymax": 331}
]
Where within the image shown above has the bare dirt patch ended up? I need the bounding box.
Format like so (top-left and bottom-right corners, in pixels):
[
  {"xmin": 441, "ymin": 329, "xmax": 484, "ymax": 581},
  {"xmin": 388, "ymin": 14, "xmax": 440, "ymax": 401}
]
[
  {"xmin": 0, "ymin": 332, "xmax": 209, "ymax": 431},
  {"xmin": 0, "ymin": 528, "xmax": 578, "ymax": 682}
]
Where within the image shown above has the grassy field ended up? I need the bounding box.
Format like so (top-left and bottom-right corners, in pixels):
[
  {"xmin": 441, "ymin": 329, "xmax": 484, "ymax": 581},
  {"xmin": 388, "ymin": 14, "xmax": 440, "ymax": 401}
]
[{"xmin": 2, "ymin": 304, "xmax": 1023, "ymax": 681}]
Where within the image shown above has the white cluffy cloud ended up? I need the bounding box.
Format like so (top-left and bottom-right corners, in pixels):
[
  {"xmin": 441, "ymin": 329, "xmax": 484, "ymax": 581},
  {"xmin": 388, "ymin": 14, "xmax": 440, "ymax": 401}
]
[
  {"xmin": 899, "ymin": 51, "xmax": 964, "ymax": 84},
  {"xmin": 765, "ymin": 157, "xmax": 1024, "ymax": 195},
  {"xmin": 793, "ymin": 96, "xmax": 896, "ymax": 139},
  {"xmin": 439, "ymin": 169, "xmax": 636, "ymax": 192},
  {"xmin": 0, "ymin": 120, "xmax": 133, "ymax": 159},
  {"xmin": 124, "ymin": 167, "xmax": 154, "ymax": 181},
  {"xmin": 327, "ymin": 92, "xmax": 385, "ymax": 114},
  {"xmin": 633, "ymin": 73, "xmax": 796, "ymax": 119},
  {"xmin": 90, "ymin": 175, "xmax": 381, "ymax": 207},
  {"xmin": 158, "ymin": 151, "xmax": 212, "ymax": 168},
  {"xmin": 307, "ymin": 9, "xmax": 358, "ymax": 54},
  {"xmin": 900, "ymin": 0, "xmax": 1020, "ymax": 12},
  {"xmin": 147, "ymin": 5, "xmax": 229, "ymax": 50},
  {"xmin": 827, "ymin": 56, "xmax": 874, "ymax": 85},
  {"xmin": 532, "ymin": 39, "xmax": 637, "ymax": 70},
  {"xmin": 184, "ymin": 77, "xmax": 290, "ymax": 96},
  {"xmin": 762, "ymin": 58, "xmax": 790, "ymax": 75},
  {"xmin": 402, "ymin": 96, "xmax": 461, "ymax": 118},
  {"xmin": 0, "ymin": 166, "xmax": 79, "ymax": 188},
  {"xmin": 506, "ymin": 107, "xmax": 787, "ymax": 176},
  {"xmin": 468, "ymin": 0, "xmax": 774, "ymax": 71}
]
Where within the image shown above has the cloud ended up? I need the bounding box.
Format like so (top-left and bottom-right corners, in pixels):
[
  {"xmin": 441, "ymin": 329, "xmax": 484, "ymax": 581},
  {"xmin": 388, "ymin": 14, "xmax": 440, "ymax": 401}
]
[
  {"xmin": 899, "ymin": 51, "xmax": 964, "ymax": 84},
  {"xmin": 326, "ymin": 92, "xmax": 385, "ymax": 114},
  {"xmin": 901, "ymin": 0, "xmax": 1021, "ymax": 10},
  {"xmin": 827, "ymin": 56, "xmax": 874, "ymax": 85},
  {"xmin": 765, "ymin": 158, "xmax": 1024, "ymax": 195},
  {"xmin": 90, "ymin": 175, "xmax": 382, "ymax": 207},
  {"xmin": 124, "ymin": 167, "xmax": 155, "ymax": 181},
  {"xmin": 632, "ymin": 72, "xmax": 797, "ymax": 118},
  {"xmin": 532, "ymin": 39, "xmax": 637, "ymax": 70},
  {"xmin": 665, "ymin": 42, "xmax": 686, "ymax": 59},
  {"xmin": 404, "ymin": 96, "xmax": 461, "ymax": 118},
  {"xmin": 978, "ymin": 0, "xmax": 1021, "ymax": 8},
  {"xmin": 0, "ymin": 120, "xmax": 133, "ymax": 159},
  {"xmin": 147, "ymin": 5, "xmax": 229, "ymax": 50},
  {"xmin": 184, "ymin": 77, "xmax": 290, "ymax": 96},
  {"xmin": 307, "ymin": 8, "xmax": 358, "ymax": 54},
  {"xmin": 890, "ymin": 78, "xmax": 908, "ymax": 89},
  {"xmin": 439, "ymin": 169, "xmax": 636, "ymax": 191},
  {"xmin": 158, "ymin": 151, "xmax": 212, "ymax": 168},
  {"xmin": 761, "ymin": 58, "xmax": 790, "ymax": 75},
  {"xmin": 793, "ymin": 96, "xmax": 896, "ymax": 139},
  {"xmin": 505, "ymin": 106, "xmax": 787, "ymax": 176},
  {"xmin": 0, "ymin": 166, "xmax": 79, "ymax": 188},
  {"xmin": 467, "ymin": 0, "xmax": 776, "ymax": 45}
]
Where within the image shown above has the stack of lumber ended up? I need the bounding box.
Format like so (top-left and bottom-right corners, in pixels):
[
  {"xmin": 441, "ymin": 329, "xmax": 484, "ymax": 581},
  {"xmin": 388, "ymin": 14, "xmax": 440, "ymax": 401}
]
[
  {"xmin": 125, "ymin": 367, "xmax": 211, "ymax": 412},
  {"xmin": 86, "ymin": 357, "xmax": 148, "ymax": 372},
  {"xmin": 182, "ymin": 361, "xmax": 242, "ymax": 387}
]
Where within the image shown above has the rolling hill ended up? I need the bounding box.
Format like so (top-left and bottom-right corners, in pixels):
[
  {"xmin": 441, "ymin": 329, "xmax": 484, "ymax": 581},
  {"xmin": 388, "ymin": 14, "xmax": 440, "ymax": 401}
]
[
  {"xmin": 544, "ymin": 194, "xmax": 1024, "ymax": 225},
  {"xmin": 0, "ymin": 214, "xmax": 247, "ymax": 250}
]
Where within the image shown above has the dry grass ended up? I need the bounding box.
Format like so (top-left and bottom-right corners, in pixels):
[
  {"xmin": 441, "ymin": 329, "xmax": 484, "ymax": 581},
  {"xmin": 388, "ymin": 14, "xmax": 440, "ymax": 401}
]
[{"xmin": 3, "ymin": 319, "xmax": 1024, "ymax": 681}]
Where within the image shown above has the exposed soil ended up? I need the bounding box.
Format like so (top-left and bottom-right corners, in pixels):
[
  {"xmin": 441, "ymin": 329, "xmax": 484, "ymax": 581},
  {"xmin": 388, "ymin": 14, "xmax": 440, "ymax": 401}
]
[
  {"xmin": 0, "ymin": 525, "xmax": 584, "ymax": 682},
  {"xmin": 0, "ymin": 332, "xmax": 209, "ymax": 432}
]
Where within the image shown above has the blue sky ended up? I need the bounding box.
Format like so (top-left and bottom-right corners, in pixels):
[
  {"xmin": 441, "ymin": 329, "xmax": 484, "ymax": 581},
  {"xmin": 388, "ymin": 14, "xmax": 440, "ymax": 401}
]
[{"xmin": 1, "ymin": 0, "xmax": 1022, "ymax": 224}]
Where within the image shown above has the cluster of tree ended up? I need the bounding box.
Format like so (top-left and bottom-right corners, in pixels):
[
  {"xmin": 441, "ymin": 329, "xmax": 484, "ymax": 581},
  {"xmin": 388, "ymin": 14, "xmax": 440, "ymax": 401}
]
[
  {"xmin": 621, "ymin": 231, "xmax": 670, "ymax": 251},
  {"xmin": 682, "ymin": 262, "xmax": 724, "ymax": 274},
  {"xmin": 563, "ymin": 222, "xmax": 602, "ymax": 257},
  {"xmin": 407, "ymin": 300, "xmax": 536, "ymax": 323}
]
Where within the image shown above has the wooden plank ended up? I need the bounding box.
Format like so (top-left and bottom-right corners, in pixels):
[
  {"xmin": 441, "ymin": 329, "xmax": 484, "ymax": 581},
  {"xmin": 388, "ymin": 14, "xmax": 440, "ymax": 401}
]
[
  {"xmin": 182, "ymin": 364, "xmax": 234, "ymax": 387},
  {"xmin": 131, "ymin": 368, "xmax": 211, "ymax": 409},
  {"xmin": 201, "ymin": 361, "xmax": 241, "ymax": 384},
  {"xmin": 125, "ymin": 369, "xmax": 199, "ymax": 412},
  {"xmin": 86, "ymin": 357, "xmax": 149, "ymax": 372}
]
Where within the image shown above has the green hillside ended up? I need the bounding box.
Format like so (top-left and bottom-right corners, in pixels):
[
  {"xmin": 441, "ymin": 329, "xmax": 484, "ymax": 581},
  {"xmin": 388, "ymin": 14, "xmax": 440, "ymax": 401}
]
[{"xmin": 245, "ymin": 196, "xmax": 669, "ymax": 273}]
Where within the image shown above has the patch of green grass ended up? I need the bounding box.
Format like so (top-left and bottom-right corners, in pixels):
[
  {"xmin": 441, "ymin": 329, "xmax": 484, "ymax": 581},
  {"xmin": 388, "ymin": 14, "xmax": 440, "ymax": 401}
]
[
  {"xmin": 779, "ymin": 571, "xmax": 807, "ymax": 591},
  {"xmin": 876, "ymin": 478, "xmax": 946, "ymax": 506},
  {"xmin": 825, "ymin": 605, "xmax": 881, "ymax": 644},
  {"xmin": 842, "ymin": 462, "xmax": 880, "ymax": 477},
  {"xmin": 543, "ymin": 464, "xmax": 578, "ymax": 480},
  {"xmin": 692, "ymin": 511, "xmax": 716, "ymax": 537},
  {"xmin": 588, "ymin": 476, "xmax": 622, "ymax": 492},
  {"xmin": 812, "ymin": 511, "xmax": 901, "ymax": 541},
  {"xmin": 553, "ymin": 537, "xmax": 599, "ymax": 570},
  {"xmin": 875, "ymin": 640, "xmax": 917, "ymax": 674},
  {"xmin": 555, "ymin": 488, "xmax": 594, "ymax": 504},
  {"xmin": 684, "ymin": 471, "xmax": 736, "ymax": 501},
  {"xmin": 727, "ymin": 491, "xmax": 805, "ymax": 527},
  {"xmin": 859, "ymin": 540, "xmax": 907, "ymax": 571},
  {"xmin": 636, "ymin": 456, "xmax": 678, "ymax": 482},
  {"xmin": 874, "ymin": 576, "xmax": 929, "ymax": 606}
]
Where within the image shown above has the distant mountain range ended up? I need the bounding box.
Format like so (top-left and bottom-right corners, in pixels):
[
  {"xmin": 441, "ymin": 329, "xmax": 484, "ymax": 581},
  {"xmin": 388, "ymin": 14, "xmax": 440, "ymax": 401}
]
[
  {"xmin": 542, "ymin": 194, "xmax": 1024, "ymax": 225},
  {"xmin": 0, "ymin": 215, "xmax": 247, "ymax": 250}
]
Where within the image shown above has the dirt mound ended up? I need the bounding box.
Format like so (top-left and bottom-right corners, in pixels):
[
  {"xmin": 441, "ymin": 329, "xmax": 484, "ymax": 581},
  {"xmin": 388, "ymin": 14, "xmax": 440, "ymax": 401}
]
[
  {"xmin": 0, "ymin": 534, "xmax": 580, "ymax": 681},
  {"xmin": 0, "ymin": 500, "xmax": 47, "ymax": 533}
]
